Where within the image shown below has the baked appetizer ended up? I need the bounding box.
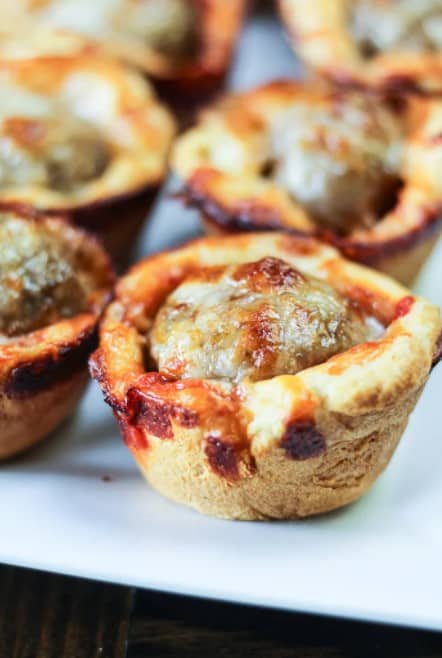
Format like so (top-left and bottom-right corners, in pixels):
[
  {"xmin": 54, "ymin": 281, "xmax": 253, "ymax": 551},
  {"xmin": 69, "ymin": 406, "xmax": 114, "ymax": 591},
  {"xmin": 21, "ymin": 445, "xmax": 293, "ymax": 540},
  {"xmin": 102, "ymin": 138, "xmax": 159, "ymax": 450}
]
[
  {"xmin": 173, "ymin": 80, "xmax": 442, "ymax": 285},
  {"xmin": 0, "ymin": 207, "xmax": 114, "ymax": 460},
  {"xmin": 0, "ymin": 54, "xmax": 175, "ymax": 265},
  {"xmin": 0, "ymin": 0, "xmax": 247, "ymax": 116},
  {"xmin": 279, "ymin": 0, "xmax": 442, "ymax": 95},
  {"xmin": 90, "ymin": 232, "xmax": 442, "ymax": 520}
]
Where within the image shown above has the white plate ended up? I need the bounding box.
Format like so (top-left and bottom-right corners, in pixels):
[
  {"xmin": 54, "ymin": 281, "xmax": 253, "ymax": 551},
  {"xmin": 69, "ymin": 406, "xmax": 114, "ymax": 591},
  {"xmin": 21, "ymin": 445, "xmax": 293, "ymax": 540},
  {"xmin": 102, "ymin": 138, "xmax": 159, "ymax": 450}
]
[{"xmin": 1, "ymin": 14, "xmax": 442, "ymax": 632}]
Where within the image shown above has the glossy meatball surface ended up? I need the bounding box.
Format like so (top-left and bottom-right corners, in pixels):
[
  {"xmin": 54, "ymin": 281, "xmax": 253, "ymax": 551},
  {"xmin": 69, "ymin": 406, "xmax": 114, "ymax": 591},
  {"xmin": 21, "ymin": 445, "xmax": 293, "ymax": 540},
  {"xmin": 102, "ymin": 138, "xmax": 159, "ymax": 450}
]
[
  {"xmin": 150, "ymin": 257, "xmax": 373, "ymax": 383},
  {"xmin": 271, "ymin": 93, "xmax": 402, "ymax": 234},
  {"xmin": 0, "ymin": 213, "xmax": 87, "ymax": 337}
]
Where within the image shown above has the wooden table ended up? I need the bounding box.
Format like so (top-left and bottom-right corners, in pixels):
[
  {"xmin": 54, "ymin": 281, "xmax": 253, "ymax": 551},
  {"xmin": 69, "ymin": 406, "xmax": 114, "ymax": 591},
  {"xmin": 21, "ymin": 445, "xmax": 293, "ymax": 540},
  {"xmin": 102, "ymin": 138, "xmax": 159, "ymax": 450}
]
[{"xmin": 1, "ymin": 565, "xmax": 442, "ymax": 657}]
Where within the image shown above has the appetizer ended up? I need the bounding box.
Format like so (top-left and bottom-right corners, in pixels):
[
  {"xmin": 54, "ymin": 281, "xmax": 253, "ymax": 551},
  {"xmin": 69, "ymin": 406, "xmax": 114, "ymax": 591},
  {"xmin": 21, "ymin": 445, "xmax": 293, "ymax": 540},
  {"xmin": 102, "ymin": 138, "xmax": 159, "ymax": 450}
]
[
  {"xmin": 0, "ymin": 0, "xmax": 247, "ymax": 116},
  {"xmin": 0, "ymin": 54, "xmax": 175, "ymax": 265},
  {"xmin": 173, "ymin": 80, "xmax": 442, "ymax": 285},
  {"xmin": 0, "ymin": 207, "xmax": 114, "ymax": 460},
  {"xmin": 279, "ymin": 0, "xmax": 442, "ymax": 94},
  {"xmin": 91, "ymin": 233, "xmax": 441, "ymax": 520}
]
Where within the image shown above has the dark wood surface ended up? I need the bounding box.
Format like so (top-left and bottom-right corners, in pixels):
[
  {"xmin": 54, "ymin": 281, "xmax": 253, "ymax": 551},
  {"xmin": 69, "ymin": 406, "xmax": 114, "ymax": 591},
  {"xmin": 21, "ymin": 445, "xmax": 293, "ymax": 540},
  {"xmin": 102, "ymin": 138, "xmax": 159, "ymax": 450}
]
[
  {"xmin": 1, "ymin": 565, "xmax": 442, "ymax": 658},
  {"xmin": 0, "ymin": 565, "xmax": 132, "ymax": 658}
]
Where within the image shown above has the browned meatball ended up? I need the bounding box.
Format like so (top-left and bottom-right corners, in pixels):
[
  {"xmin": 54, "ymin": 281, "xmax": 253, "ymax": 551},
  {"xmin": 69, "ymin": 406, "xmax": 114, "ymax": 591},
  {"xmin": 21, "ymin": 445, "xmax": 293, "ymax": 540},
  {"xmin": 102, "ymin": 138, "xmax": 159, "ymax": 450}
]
[
  {"xmin": 44, "ymin": 117, "xmax": 110, "ymax": 192},
  {"xmin": 271, "ymin": 93, "xmax": 402, "ymax": 234},
  {"xmin": 0, "ymin": 213, "xmax": 87, "ymax": 337},
  {"xmin": 0, "ymin": 115, "xmax": 110, "ymax": 192},
  {"xmin": 150, "ymin": 257, "xmax": 374, "ymax": 383}
]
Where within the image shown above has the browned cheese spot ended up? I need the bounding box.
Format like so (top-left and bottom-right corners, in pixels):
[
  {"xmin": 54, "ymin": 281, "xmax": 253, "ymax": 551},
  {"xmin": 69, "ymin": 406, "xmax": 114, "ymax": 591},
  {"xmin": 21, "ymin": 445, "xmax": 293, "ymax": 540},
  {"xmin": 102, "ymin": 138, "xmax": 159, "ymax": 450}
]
[
  {"xmin": 204, "ymin": 434, "xmax": 240, "ymax": 482},
  {"xmin": 281, "ymin": 420, "xmax": 327, "ymax": 460}
]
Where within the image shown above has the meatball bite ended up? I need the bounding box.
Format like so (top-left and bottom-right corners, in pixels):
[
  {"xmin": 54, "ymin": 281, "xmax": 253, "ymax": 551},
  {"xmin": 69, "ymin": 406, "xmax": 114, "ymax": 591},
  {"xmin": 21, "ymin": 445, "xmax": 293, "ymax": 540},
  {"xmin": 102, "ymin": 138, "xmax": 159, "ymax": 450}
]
[
  {"xmin": 351, "ymin": 0, "xmax": 442, "ymax": 56},
  {"xmin": 0, "ymin": 212, "xmax": 87, "ymax": 337},
  {"xmin": 150, "ymin": 257, "xmax": 373, "ymax": 383},
  {"xmin": 0, "ymin": 115, "xmax": 110, "ymax": 192},
  {"xmin": 271, "ymin": 93, "xmax": 402, "ymax": 233}
]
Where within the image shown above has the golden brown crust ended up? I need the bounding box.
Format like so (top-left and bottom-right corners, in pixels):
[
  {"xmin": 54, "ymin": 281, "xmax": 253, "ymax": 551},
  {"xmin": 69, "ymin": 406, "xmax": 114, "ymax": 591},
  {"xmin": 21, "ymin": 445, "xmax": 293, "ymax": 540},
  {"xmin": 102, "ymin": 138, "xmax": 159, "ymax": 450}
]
[
  {"xmin": 278, "ymin": 0, "xmax": 442, "ymax": 95},
  {"xmin": 0, "ymin": 369, "xmax": 88, "ymax": 460},
  {"xmin": 0, "ymin": 54, "xmax": 175, "ymax": 263},
  {"xmin": 91, "ymin": 232, "xmax": 441, "ymax": 520},
  {"xmin": 173, "ymin": 80, "xmax": 442, "ymax": 285},
  {"xmin": 0, "ymin": 207, "xmax": 115, "ymax": 459}
]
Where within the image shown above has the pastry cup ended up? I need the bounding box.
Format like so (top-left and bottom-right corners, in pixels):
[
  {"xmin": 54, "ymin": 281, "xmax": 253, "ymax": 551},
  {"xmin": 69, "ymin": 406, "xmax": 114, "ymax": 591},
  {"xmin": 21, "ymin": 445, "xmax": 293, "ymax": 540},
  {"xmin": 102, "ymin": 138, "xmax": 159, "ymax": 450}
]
[
  {"xmin": 0, "ymin": 55, "xmax": 176, "ymax": 266},
  {"xmin": 0, "ymin": 1, "xmax": 247, "ymax": 121},
  {"xmin": 111, "ymin": 0, "xmax": 248, "ymax": 121},
  {"xmin": 0, "ymin": 208, "xmax": 114, "ymax": 460},
  {"xmin": 278, "ymin": 0, "xmax": 442, "ymax": 95},
  {"xmin": 173, "ymin": 80, "xmax": 442, "ymax": 286},
  {"xmin": 90, "ymin": 232, "xmax": 441, "ymax": 520}
]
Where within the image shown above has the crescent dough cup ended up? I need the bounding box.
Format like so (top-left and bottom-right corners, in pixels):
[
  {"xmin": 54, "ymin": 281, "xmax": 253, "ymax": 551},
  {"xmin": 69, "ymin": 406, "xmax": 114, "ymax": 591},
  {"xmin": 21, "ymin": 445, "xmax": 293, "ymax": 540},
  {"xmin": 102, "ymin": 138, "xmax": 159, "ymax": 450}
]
[
  {"xmin": 0, "ymin": 207, "xmax": 114, "ymax": 460},
  {"xmin": 0, "ymin": 55, "xmax": 175, "ymax": 265},
  {"xmin": 90, "ymin": 232, "xmax": 442, "ymax": 520},
  {"xmin": 278, "ymin": 0, "xmax": 442, "ymax": 95},
  {"xmin": 173, "ymin": 80, "xmax": 442, "ymax": 286},
  {"xmin": 0, "ymin": 1, "xmax": 247, "ymax": 117}
]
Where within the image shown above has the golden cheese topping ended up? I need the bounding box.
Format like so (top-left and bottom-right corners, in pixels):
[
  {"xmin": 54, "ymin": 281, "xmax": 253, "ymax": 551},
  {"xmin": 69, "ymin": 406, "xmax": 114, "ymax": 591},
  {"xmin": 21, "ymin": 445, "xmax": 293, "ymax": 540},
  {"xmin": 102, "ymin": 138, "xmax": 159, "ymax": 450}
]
[
  {"xmin": 351, "ymin": 0, "xmax": 442, "ymax": 55},
  {"xmin": 0, "ymin": 62, "xmax": 176, "ymax": 207},
  {"xmin": 24, "ymin": 0, "xmax": 198, "ymax": 60},
  {"xmin": 271, "ymin": 93, "xmax": 403, "ymax": 233},
  {"xmin": 0, "ymin": 212, "xmax": 88, "ymax": 337},
  {"xmin": 0, "ymin": 115, "xmax": 110, "ymax": 192},
  {"xmin": 150, "ymin": 257, "xmax": 375, "ymax": 383}
]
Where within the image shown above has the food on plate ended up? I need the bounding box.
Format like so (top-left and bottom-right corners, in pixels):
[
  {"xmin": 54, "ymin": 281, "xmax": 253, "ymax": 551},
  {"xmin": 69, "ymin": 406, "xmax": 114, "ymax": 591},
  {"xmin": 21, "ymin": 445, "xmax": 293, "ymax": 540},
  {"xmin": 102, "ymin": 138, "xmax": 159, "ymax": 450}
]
[
  {"xmin": 91, "ymin": 232, "xmax": 442, "ymax": 520},
  {"xmin": 0, "ymin": 54, "xmax": 175, "ymax": 265},
  {"xmin": 0, "ymin": 207, "xmax": 114, "ymax": 460},
  {"xmin": 173, "ymin": 80, "xmax": 442, "ymax": 285}
]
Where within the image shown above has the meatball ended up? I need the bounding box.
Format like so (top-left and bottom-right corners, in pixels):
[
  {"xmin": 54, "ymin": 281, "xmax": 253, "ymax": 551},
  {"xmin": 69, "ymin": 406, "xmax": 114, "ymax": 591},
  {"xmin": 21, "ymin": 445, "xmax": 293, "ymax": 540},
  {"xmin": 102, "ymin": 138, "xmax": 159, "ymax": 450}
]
[
  {"xmin": 150, "ymin": 257, "xmax": 373, "ymax": 383},
  {"xmin": 44, "ymin": 116, "xmax": 110, "ymax": 192},
  {"xmin": 271, "ymin": 93, "xmax": 402, "ymax": 234},
  {"xmin": 0, "ymin": 213, "xmax": 87, "ymax": 337},
  {"xmin": 0, "ymin": 115, "xmax": 110, "ymax": 192},
  {"xmin": 118, "ymin": 0, "xmax": 198, "ymax": 58},
  {"xmin": 351, "ymin": 0, "xmax": 442, "ymax": 56}
]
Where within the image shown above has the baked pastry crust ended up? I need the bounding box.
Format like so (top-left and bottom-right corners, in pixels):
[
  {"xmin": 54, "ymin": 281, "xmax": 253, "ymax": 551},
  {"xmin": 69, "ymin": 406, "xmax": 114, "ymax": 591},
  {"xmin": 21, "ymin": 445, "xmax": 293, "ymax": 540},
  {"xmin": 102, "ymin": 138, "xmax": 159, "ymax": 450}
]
[
  {"xmin": 278, "ymin": 0, "xmax": 442, "ymax": 95},
  {"xmin": 90, "ymin": 232, "xmax": 441, "ymax": 520},
  {"xmin": 110, "ymin": 0, "xmax": 248, "ymax": 112},
  {"xmin": 0, "ymin": 54, "xmax": 175, "ymax": 264},
  {"xmin": 173, "ymin": 80, "xmax": 442, "ymax": 285},
  {"xmin": 0, "ymin": 207, "xmax": 114, "ymax": 460},
  {"xmin": 0, "ymin": 1, "xmax": 247, "ymax": 117}
]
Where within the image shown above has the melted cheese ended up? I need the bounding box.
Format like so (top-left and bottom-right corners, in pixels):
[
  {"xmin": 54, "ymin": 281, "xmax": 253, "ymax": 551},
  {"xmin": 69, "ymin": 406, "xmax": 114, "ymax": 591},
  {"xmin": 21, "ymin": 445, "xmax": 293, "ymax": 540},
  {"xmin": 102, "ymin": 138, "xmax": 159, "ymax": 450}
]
[
  {"xmin": 0, "ymin": 60, "xmax": 175, "ymax": 206},
  {"xmin": 150, "ymin": 257, "xmax": 375, "ymax": 383},
  {"xmin": 270, "ymin": 93, "xmax": 403, "ymax": 232},
  {"xmin": 15, "ymin": 0, "xmax": 197, "ymax": 57},
  {"xmin": 0, "ymin": 212, "xmax": 88, "ymax": 337}
]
